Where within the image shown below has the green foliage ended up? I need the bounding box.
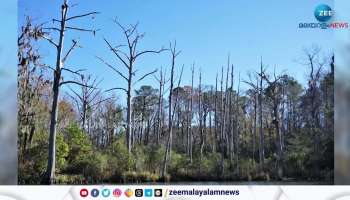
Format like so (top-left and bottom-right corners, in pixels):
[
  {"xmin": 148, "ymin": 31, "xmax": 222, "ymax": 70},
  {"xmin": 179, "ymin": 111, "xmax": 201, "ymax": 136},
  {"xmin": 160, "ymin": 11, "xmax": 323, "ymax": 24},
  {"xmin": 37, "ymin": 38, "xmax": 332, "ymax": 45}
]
[
  {"xmin": 144, "ymin": 145, "xmax": 166, "ymax": 174},
  {"xmin": 108, "ymin": 137, "xmax": 134, "ymax": 177},
  {"xmin": 64, "ymin": 124, "xmax": 92, "ymax": 162},
  {"xmin": 197, "ymin": 153, "xmax": 221, "ymax": 176},
  {"xmin": 18, "ymin": 131, "xmax": 69, "ymax": 183},
  {"xmin": 169, "ymin": 151, "xmax": 189, "ymax": 175},
  {"xmin": 284, "ymin": 133, "xmax": 313, "ymax": 178}
]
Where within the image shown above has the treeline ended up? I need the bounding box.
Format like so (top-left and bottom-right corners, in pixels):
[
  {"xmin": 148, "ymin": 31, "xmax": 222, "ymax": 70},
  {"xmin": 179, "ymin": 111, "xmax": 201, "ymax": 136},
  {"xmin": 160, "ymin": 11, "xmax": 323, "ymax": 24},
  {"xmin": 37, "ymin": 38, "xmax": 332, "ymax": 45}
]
[{"xmin": 18, "ymin": 1, "xmax": 333, "ymax": 184}]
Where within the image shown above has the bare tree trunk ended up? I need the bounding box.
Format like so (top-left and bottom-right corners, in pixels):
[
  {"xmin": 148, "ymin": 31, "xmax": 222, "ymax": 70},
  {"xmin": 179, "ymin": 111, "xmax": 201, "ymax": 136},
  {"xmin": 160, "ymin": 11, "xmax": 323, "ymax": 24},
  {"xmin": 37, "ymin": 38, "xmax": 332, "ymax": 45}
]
[
  {"xmin": 188, "ymin": 64, "xmax": 194, "ymax": 162},
  {"xmin": 253, "ymin": 80, "xmax": 258, "ymax": 162},
  {"xmin": 220, "ymin": 66, "xmax": 226, "ymax": 177},
  {"xmin": 258, "ymin": 58, "xmax": 265, "ymax": 171},
  {"xmin": 162, "ymin": 42, "xmax": 180, "ymax": 177},
  {"xmin": 235, "ymin": 73, "xmax": 241, "ymax": 175},
  {"xmin": 224, "ymin": 60, "xmax": 229, "ymax": 161},
  {"xmin": 126, "ymin": 63, "xmax": 133, "ymax": 152},
  {"xmin": 214, "ymin": 74, "xmax": 218, "ymax": 153},
  {"xmin": 229, "ymin": 64, "xmax": 234, "ymax": 162},
  {"xmin": 43, "ymin": 1, "xmax": 68, "ymax": 184},
  {"xmin": 199, "ymin": 70, "xmax": 204, "ymax": 163},
  {"xmin": 156, "ymin": 68, "xmax": 164, "ymax": 145},
  {"xmin": 209, "ymin": 86, "xmax": 213, "ymax": 153}
]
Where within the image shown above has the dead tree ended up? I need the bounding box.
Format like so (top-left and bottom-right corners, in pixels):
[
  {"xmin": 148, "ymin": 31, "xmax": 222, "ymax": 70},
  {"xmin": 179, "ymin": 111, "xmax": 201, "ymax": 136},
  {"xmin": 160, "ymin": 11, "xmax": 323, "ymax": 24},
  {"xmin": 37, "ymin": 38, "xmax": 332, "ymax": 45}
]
[
  {"xmin": 243, "ymin": 58, "xmax": 267, "ymax": 172},
  {"xmin": 219, "ymin": 66, "xmax": 226, "ymax": 177},
  {"xmin": 258, "ymin": 58, "xmax": 265, "ymax": 171},
  {"xmin": 67, "ymin": 75, "xmax": 107, "ymax": 133},
  {"xmin": 235, "ymin": 72, "xmax": 241, "ymax": 174},
  {"xmin": 154, "ymin": 67, "xmax": 166, "ymax": 145},
  {"xmin": 186, "ymin": 64, "xmax": 195, "ymax": 162},
  {"xmin": 209, "ymin": 85, "xmax": 214, "ymax": 153},
  {"xmin": 224, "ymin": 58, "xmax": 230, "ymax": 159},
  {"xmin": 261, "ymin": 68, "xmax": 284, "ymax": 179},
  {"xmin": 98, "ymin": 20, "xmax": 166, "ymax": 153},
  {"xmin": 198, "ymin": 69, "xmax": 204, "ymax": 162},
  {"xmin": 162, "ymin": 41, "xmax": 181, "ymax": 177},
  {"xmin": 39, "ymin": 0, "xmax": 99, "ymax": 184},
  {"xmin": 214, "ymin": 74, "xmax": 218, "ymax": 153}
]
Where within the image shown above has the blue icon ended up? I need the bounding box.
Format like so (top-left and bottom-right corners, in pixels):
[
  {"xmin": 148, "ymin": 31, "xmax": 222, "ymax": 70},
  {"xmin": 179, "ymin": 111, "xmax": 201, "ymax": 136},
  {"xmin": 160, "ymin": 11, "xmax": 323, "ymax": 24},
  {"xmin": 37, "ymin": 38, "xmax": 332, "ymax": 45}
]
[
  {"xmin": 102, "ymin": 189, "xmax": 110, "ymax": 197},
  {"xmin": 314, "ymin": 4, "xmax": 332, "ymax": 22},
  {"xmin": 91, "ymin": 188, "xmax": 99, "ymax": 197},
  {"xmin": 144, "ymin": 189, "xmax": 153, "ymax": 197}
]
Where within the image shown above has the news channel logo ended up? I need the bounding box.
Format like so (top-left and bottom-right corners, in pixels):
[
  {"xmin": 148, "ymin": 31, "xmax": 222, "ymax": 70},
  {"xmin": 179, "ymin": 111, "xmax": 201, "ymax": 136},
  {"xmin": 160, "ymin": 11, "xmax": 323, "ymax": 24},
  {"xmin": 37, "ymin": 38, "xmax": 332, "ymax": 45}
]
[
  {"xmin": 314, "ymin": 4, "xmax": 332, "ymax": 22},
  {"xmin": 299, "ymin": 3, "xmax": 348, "ymax": 29}
]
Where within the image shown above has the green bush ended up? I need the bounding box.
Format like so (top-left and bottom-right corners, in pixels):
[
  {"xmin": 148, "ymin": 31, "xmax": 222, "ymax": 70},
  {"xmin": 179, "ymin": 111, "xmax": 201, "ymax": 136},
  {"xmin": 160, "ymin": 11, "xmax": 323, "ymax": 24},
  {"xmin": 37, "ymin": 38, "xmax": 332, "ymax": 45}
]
[
  {"xmin": 108, "ymin": 137, "xmax": 134, "ymax": 177},
  {"xmin": 64, "ymin": 124, "xmax": 92, "ymax": 163},
  {"xmin": 18, "ymin": 131, "xmax": 69, "ymax": 183},
  {"xmin": 145, "ymin": 145, "xmax": 166, "ymax": 174}
]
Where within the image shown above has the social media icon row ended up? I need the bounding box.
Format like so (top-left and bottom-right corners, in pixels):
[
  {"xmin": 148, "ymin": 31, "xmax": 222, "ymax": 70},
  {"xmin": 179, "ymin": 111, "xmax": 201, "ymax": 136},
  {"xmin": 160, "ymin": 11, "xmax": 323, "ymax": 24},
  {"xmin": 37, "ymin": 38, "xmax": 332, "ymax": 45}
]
[{"xmin": 80, "ymin": 188, "xmax": 163, "ymax": 198}]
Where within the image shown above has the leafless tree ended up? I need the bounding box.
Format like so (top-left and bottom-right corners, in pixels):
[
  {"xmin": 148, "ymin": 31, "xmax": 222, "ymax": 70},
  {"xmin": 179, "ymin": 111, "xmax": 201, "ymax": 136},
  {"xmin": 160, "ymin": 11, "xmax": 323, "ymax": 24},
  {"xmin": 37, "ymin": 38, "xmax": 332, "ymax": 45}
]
[
  {"xmin": 38, "ymin": 0, "xmax": 99, "ymax": 184},
  {"xmin": 162, "ymin": 41, "xmax": 182, "ymax": 177},
  {"xmin": 97, "ymin": 19, "xmax": 166, "ymax": 153}
]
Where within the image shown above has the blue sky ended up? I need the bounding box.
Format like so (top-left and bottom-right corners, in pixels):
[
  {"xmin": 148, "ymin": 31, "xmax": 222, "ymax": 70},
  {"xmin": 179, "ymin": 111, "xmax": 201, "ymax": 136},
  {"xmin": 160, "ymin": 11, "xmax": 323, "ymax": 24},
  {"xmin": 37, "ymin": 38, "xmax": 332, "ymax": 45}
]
[{"xmin": 18, "ymin": 0, "xmax": 334, "ymax": 103}]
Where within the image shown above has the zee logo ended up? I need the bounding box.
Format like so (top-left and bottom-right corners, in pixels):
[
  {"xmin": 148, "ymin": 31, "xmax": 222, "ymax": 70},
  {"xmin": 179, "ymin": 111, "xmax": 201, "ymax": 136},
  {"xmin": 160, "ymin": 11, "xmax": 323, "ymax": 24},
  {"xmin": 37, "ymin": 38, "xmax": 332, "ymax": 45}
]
[{"xmin": 314, "ymin": 4, "xmax": 332, "ymax": 22}]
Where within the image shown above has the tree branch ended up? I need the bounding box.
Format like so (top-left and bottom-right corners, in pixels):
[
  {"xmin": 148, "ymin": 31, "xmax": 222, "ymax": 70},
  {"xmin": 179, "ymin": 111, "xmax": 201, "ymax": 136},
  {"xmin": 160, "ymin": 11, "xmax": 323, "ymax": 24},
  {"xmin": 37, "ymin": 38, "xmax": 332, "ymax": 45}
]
[
  {"xmin": 62, "ymin": 40, "xmax": 78, "ymax": 63},
  {"xmin": 66, "ymin": 26, "xmax": 100, "ymax": 35},
  {"xmin": 103, "ymin": 38, "xmax": 130, "ymax": 69},
  {"xmin": 67, "ymin": 85, "xmax": 84, "ymax": 102},
  {"xmin": 134, "ymin": 69, "xmax": 158, "ymax": 85},
  {"xmin": 66, "ymin": 12, "xmax": 100, "ymax": 21},
  {"xmin": 135, "ymin": 47, "xmax": 167, "ymax": 59},
  {"xmin": 105, "ymin": 87, "xmax": 127, "ymax": 93},
  {"xmin": 41, "ymin": 35, "xmax": 58, "ymax": 48},
  {"xmin": 91, "ymin": 97, "xmax": 115, "ymax": 107},
  {"xmin": 59, "ymin": 80, "xmax": 97, "ymax": 88},
  {"xmin": 112, "ymin": 19, "xmax": 133, "ymax": 48},
  {"xmin": 96, "ymin": 56, "xmax": 129, "ymax": 82},
  {"xmin": 43, "ymin": 27, "xmax": 61, "ymax": 32},
  {"xmin": 61, "ymin": 67, "xmax": 85, "ymax": 76}
]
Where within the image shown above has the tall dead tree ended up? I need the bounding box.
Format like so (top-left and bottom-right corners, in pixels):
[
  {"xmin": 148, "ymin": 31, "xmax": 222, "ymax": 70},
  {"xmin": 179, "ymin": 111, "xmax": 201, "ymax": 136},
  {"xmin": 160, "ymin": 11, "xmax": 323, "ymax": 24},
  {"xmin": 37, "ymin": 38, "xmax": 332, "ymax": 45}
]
[
  {"xmin": 186, "ymin": 64, "xmax": 195, "ymax": 162},
  {"xmin": 67, "ymin": 75, "xmax": 107, "ymax": 133},
  {"xmin": 154, "ymin": 67, "xmax": 166, "ymax": 145},
  {"xmin": 219, "ymin": 66, "xmax": 226, "ymax": 177},
  {"xmin": 226, "ymin": 56, "xmax": 234, "ymax": 163},
  {"xmin": 224, "ymin": 58, "xmax": 230, "ymax": 159},
  {"xmin": 214, "ymin": 74, "xmax": 218, "ymax": 154},
  {"xmin": 262, "ymin": 69, "xmax": 284, "ymax": 179},
  {"xmin": 198, "ymin": 69, "xmax": 204, "ymax": 162},
  {"xmin": 235, "ymin": 72, "xmax": 241, "ymax": 174},
  {"xmin": 258, "ymin": 58, "xmax": 265, "ymax": 171},
  {"xmin": 243, "ymin": 58, "xmax": 266, "ymax": 172},
  {"xmin": 162, "ymin": 43, "xmax": 183, "ymax": 176},
  {"xmin": 39, "ymin": 0, "xmax": 99, "ymax": 184},
  {"xmin": 98, "ymin": 20, "xmax": 166, "ymax": 153}
]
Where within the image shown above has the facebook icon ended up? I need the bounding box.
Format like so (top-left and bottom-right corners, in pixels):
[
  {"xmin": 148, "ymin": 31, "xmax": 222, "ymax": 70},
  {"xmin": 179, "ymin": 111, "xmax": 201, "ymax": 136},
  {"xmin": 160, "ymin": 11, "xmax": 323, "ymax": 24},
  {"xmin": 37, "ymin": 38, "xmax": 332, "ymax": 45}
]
[{"xmin": 91, "ymin": 189, "xmax": 99, "ymax": 197}]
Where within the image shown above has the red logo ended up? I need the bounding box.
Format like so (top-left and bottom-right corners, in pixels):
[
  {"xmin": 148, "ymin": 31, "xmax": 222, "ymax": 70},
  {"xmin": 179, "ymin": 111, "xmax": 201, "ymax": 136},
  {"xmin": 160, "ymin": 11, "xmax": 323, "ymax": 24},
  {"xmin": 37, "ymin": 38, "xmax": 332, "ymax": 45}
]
[
  {"xmin": 113, "ymin": 188, "xmax": 122, "ymax": 197},
  {"xmin": 80, "ymin": 188, "xmax": 89, "ymax": 197}
]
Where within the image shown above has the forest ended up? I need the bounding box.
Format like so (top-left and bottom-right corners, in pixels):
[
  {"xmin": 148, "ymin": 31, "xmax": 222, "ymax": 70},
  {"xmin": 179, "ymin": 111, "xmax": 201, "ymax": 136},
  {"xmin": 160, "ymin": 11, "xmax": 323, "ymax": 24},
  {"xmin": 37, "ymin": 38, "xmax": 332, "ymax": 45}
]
[{"xmin": 18, "ymin": 1, "xmax": 334, "ymax": 184}]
